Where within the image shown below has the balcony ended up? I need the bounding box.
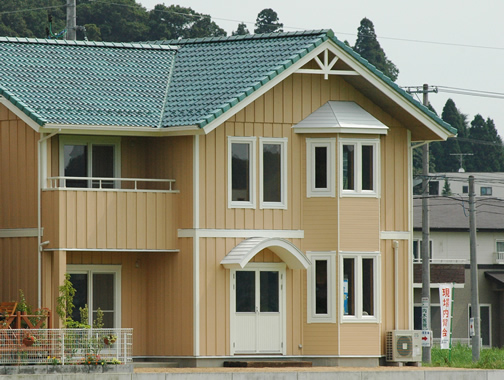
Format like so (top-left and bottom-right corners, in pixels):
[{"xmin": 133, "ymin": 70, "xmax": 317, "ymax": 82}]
[
  {"xmin": 42, "ymin": 177, "xmax": 179, "ymax": 251},
  {"xmin": 494, "ymin": 252, "xmax": 504, "ymax": 265}
]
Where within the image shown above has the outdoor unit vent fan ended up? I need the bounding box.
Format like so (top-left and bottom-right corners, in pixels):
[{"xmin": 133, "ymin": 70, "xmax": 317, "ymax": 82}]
[{"xmin": 386, "ymin": 330, "xmax": 422, "ymax": 362}]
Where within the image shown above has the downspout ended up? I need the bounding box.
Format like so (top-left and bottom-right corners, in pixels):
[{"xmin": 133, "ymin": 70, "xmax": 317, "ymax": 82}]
[
  {"xmin": 393, "ymin": 240, "xmax": 399, "ymax": 330},
  {"xmin": 37, "ymin": 129, "xmax": 60, "ymax": 308}
]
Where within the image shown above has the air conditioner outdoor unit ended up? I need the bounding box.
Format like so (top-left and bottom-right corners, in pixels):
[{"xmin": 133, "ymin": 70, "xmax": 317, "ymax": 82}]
[{"xmin": 386, "ymin": 330, "xmax": 422, "ymax": 362}]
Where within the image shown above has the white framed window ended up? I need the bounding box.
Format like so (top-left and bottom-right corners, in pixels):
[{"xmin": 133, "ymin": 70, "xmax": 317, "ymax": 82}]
[
  {"xmin": 480, "ymin": 187, "xmax": 492, "ymax": 196},
  {"xmin": 260, "ymin": 137, "xmax": 287, "ymax": 209},
  {"xmin": 413, "ymin": 239, "xmax": 433, "ymax": 263},
  {"xmin": 340, "ymin": 138, "xmax": 379, "ymax": 197},
  {"xmin": 340, "ymin": 252, "xmax": 379, "ymax": 322},
  {"xmin": 59, "ymin": 136, "xmax": 121, "ymax": 189},
  {"xmin": 306, "ymin": 138, "xmax": 335, "ymax": 197},
  {"xmin": 497, "ymin": 241, "xmax": 504, "ymax": 253},
  {"xmin": 67, "ymin": 265, "xmax": 121, "ymax": 328},
  {"xmin": 228, "ymin": 137, "xmax": 256, "ymax": 208},
  {"xmin": 307, "ymin": 252, "xmax": 336, "ymax": 323}
]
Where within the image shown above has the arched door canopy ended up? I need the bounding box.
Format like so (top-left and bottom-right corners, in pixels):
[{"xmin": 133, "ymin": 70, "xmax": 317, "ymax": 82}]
[{"xmin": 220, "ymin": 237, "xmax": 310, "ymax": 270}]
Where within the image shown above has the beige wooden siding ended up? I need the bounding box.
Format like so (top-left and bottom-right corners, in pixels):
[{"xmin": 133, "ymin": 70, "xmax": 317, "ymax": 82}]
[
  {"xmin": 0, "ymin": 105, "xmax": 38, "ymax": 229},
  {"xmin": 340, "ymin": 324, "xmax": 381, "ymax": 355},
  {"xmin": 41, "ymin": 190, "xmax": 178, "ymax": 250},
  {"xmin": 381, "ymin": 126, "xmax": 409, "ymax": 231},
  {"xmin": 380, "ymin": 238, "xmax": 411, "ymax": 349},
  {"xmin": 339, "ymin": 198, "xmax": 380, "ymax": 252},
  {"xmin": 0, "ymin": 237, "xmax": 38, "ymax": 306},
  {"xmin": 198, "ymin": 238, "xmax": 303, "ymax": 356},
  {"xmin": 66, "ymin": 242, "xmax": 193, "ymax": 356}
]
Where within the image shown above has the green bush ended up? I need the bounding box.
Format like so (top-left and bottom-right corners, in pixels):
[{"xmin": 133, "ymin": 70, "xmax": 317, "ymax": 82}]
[{"xmin": 427, "ymin": 344, "xmax": 504, "ymax": 369}]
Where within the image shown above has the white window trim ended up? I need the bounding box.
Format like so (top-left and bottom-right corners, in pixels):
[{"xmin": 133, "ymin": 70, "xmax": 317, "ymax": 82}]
[
  {"xmin": 66, "ymin": 264, "xmax": 122, "ymax": 328},
  {"xmin": 339, "ymin": 252, "xmax": 380, "ymax": 323},
  {"xmin": 259, "ymin": 137, "xmax": 287, "ymax": 209},
  {"xmin": 306, "ymin": 138, "xmax": 336, "ymax": 198},
  {"xmin": 307, "ymin": 251, "xmax": 336, "ymax": 323},
  {"xmin": 59, "ymin": 135, "xmax": 121, "ymax": 185},
  {"xmin": 228, "ymin": 136, "xmax": 257, "ymax": 209},
  {"xmin": 496, "ymin": 239, "xmax": 504, "ymax": 253},
  {"xmin": 339, "ymin": 138, "xmax": 380, "ymax": 197},
  {"xmin": 413, "ymin": 239, "xmax": 434, "ymax": 263}
]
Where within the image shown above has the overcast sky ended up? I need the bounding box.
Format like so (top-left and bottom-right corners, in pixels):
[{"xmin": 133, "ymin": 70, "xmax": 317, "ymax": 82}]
[{"xmin": 137, "ymin": 0, "xmax": 504, "ymax": 139}]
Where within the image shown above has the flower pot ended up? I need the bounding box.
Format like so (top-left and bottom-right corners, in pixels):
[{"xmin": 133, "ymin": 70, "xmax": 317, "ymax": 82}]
[
  {"xmin": 23, "ymin": 338, "xmax": 34, "ymax": 346},
  {"xmin": 104, "ymin": 338, "xmax": 116, "ymax": 345}
]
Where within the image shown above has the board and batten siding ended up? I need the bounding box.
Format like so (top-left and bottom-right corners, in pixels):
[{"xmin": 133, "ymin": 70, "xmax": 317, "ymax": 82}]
[
  {"xmin": 41, "ymin": 190, "xmax": 179, "ymax": 250},
  {"xmin": 0, "ymin": 105, "xmax": 39, "ymax": 304},
  {"xmin": 66, "ymin": 240, "xmax": 193, "ymax": 356},
  {"xmin": 197, "ymin": 72, "xmax": 414, "ymax": 357}
]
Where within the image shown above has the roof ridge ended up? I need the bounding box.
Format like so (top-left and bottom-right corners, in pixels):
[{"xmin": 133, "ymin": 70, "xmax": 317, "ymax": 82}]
[
  {"xmin": 155, "ymin": 29, "xmax": 331, "ymax": 46},
  {"xmin": 0, "ymin": 36, "xmax": 178, "ymax": 50}
]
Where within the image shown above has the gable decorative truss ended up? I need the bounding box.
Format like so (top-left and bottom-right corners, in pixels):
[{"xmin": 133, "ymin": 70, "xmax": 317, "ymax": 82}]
[{"xmin": 295, "ymin": 48, "xmax": 359, "ymax": 79}]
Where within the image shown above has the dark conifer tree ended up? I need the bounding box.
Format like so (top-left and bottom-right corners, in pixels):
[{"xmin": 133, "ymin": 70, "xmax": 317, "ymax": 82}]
[{"xmin": 353, "ymin": 18, "xmax": 399, "ymax": 81}]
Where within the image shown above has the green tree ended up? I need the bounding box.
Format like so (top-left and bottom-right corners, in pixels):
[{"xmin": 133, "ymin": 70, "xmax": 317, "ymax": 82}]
[
  {"xmin": 465, "ymin": 115, "xmax": 504, "ymax": 172},
  {"xmin": 430, "ymin": 99, "xmax": 466, "ymax": 172},
  {"xmin": 146, "ymin": 4, "xmax": 225, "ymax": 41},
  {"xmin": 77, "ymin": 0, "xmax": 149, "ymax": 42},
  {"xmin": 442, "ymin": 178, "xmax": 452, "ymax": 196},
  {"xmin": 254, "ymin": 8, "xmax": 283, "ymax": 34},
  {"xmin": 353, "ymin": 18, "xmax": 399, "ymax": 81},
  {"xmin": 232, "ymin": 22, "xmax": 249, "ymax": 36},
  {"xmin": 83, "ymin": 24, "xmax": 101, "ymax": 41}
]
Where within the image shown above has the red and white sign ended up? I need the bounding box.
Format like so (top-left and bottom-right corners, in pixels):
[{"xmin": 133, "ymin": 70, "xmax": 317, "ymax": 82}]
[{"xmin": 439, "ymin": 284, "xmax": 453, "ymax": 349}]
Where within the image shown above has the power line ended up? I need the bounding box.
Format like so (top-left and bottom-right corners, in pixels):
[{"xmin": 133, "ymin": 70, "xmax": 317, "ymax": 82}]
[{"xmin": 0, "ymin": 5, "xmax": 65, "ymax": 15}]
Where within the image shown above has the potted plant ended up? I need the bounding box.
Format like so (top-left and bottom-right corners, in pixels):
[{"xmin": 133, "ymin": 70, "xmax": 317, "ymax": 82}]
[
  {"xmin": 103, "ymin": 334, "xmax": 117, "ymax": 345},
  {"xmin": 22, "ymin": 332, "xmax": 37, "ymax": 346}
]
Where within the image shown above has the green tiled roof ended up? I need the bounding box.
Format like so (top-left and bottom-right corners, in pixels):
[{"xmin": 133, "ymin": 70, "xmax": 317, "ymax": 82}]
[
  {"xmin": 155, "ymin": 30, "xmax": 328, "ymax": 127},
  {"xmin": 0, "ymin": 31, "xmax": 454, "ymax": 135},
  {"xmin": 0, "ymin": 38, "xmax": 176, "ymax": 127}
]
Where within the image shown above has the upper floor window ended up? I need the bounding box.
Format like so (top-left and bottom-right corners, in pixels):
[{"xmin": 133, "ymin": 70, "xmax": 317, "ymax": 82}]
[
  {"xmin": 228, "ymin": 137, "xmax": 256, "ymax": 208},
  {"xmin": 260, "ymin": 138, "xmax": 287, "ymax": 209},
  {"xmin": 496, "ymin": 241, "xmax": 504, "ymax": 253},
  {"xmin": 306, "ymin": 252, "xmax": 336, "ymax": 323},
  {"xmin": 340, "ymin": 252, "xmax": 379, "ymax": 322},
  {"xmin": 340, "ymin": 139, "xmax": 379, "ymax": 197},
  {"xmin": 462, "ymin": 185, "xmax": 468, "ymax": 194},
  {"xmin": 413, "ymin": 239, "xmax": 433, "ymax": 263},
  {"xmin": 306, "ymin": 138, "xmax": 335, "ymax": 197},
  {"xmin": 59, "ymin": 136, "xmax": 121, "ymax": 188},
  {"xmin": 481, "ymin": 187, "xmax": 492, "ymax": 196}
]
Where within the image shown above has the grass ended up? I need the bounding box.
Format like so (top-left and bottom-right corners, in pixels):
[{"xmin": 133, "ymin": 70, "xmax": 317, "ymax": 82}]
[{"xmin": 425, "ymin": 344, "xmax": 504, "ymax": 369}]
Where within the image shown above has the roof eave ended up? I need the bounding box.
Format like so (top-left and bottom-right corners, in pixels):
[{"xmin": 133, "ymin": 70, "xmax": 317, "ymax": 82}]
[{"xmin": 41, "ymin": 123, "xmax": 203, "ymax": 136}]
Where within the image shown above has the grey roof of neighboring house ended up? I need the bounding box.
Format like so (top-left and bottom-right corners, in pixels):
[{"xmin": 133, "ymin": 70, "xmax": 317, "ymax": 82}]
[{"xmin": 413, "ymin": 197, "xmax": 504, "ymax": 231}]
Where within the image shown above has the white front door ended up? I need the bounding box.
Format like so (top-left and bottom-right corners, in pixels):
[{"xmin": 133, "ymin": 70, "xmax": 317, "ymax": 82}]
[{"xmin": 231, "ymin": 264, "xmax": 285, "ymax": 354}]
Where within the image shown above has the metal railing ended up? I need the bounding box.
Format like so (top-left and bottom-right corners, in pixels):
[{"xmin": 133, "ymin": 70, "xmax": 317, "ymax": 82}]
[
  {"xmin": 0, "ymin": 328, "xmax": 132, "ymax": 365},
  {"xmin": 46, "ymin": 176, "xmax": 178, "ymax": 192},
  {"xmin": 494, "ymin": 251, "xmax": 504, "ymax": 264}
]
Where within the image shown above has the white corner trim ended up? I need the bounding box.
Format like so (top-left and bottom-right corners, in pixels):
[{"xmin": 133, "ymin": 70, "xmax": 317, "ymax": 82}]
[
  {"xmin": 0, "ymin": 228, "xmax": 42, "ymax": 238},
  {"xmin": 380, "ymin": 231, "xmax": 410, "ymax": 240},
  {"xmin": 178, "ymin": 229, "xmax": 304, "ymax": 239}
]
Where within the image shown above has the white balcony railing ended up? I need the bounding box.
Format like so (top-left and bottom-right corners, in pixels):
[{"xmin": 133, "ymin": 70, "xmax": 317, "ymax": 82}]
[
  {"xmin": 413, "ymin": 258, "xmax": 468, "ymax": 264},
  {"xmin": 0, "ymin": 328, "xmax": 133, "ymax": 365},
  {"xmin": 46, "ymin": 176, "xmax": 178, "ymax": 192},
  {"xmin": 494, "ymin": 252, "xmax": 504, "ymax": 264}
]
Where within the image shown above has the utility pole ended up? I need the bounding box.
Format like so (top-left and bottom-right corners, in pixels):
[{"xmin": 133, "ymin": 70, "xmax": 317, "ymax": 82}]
[
  {"xmin": 407, "ymin": 84, "xmax": 437, "ymax": 363},
  {"xmin": 421, "ymin": 84, "xmax": 431, "ymax": 363},
  {"xmin": 469, "ymin": 175, "xmax": 481, "ymax": 360},
  {"xmin": 66, "ymin": 0, "xmax": 76, "ymax": 40}
]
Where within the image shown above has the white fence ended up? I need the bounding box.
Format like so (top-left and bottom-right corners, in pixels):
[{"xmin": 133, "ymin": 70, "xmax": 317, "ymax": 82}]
[{"xmin": 0, "ymin": 328, "xmax": 132, "ymax": 365}]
